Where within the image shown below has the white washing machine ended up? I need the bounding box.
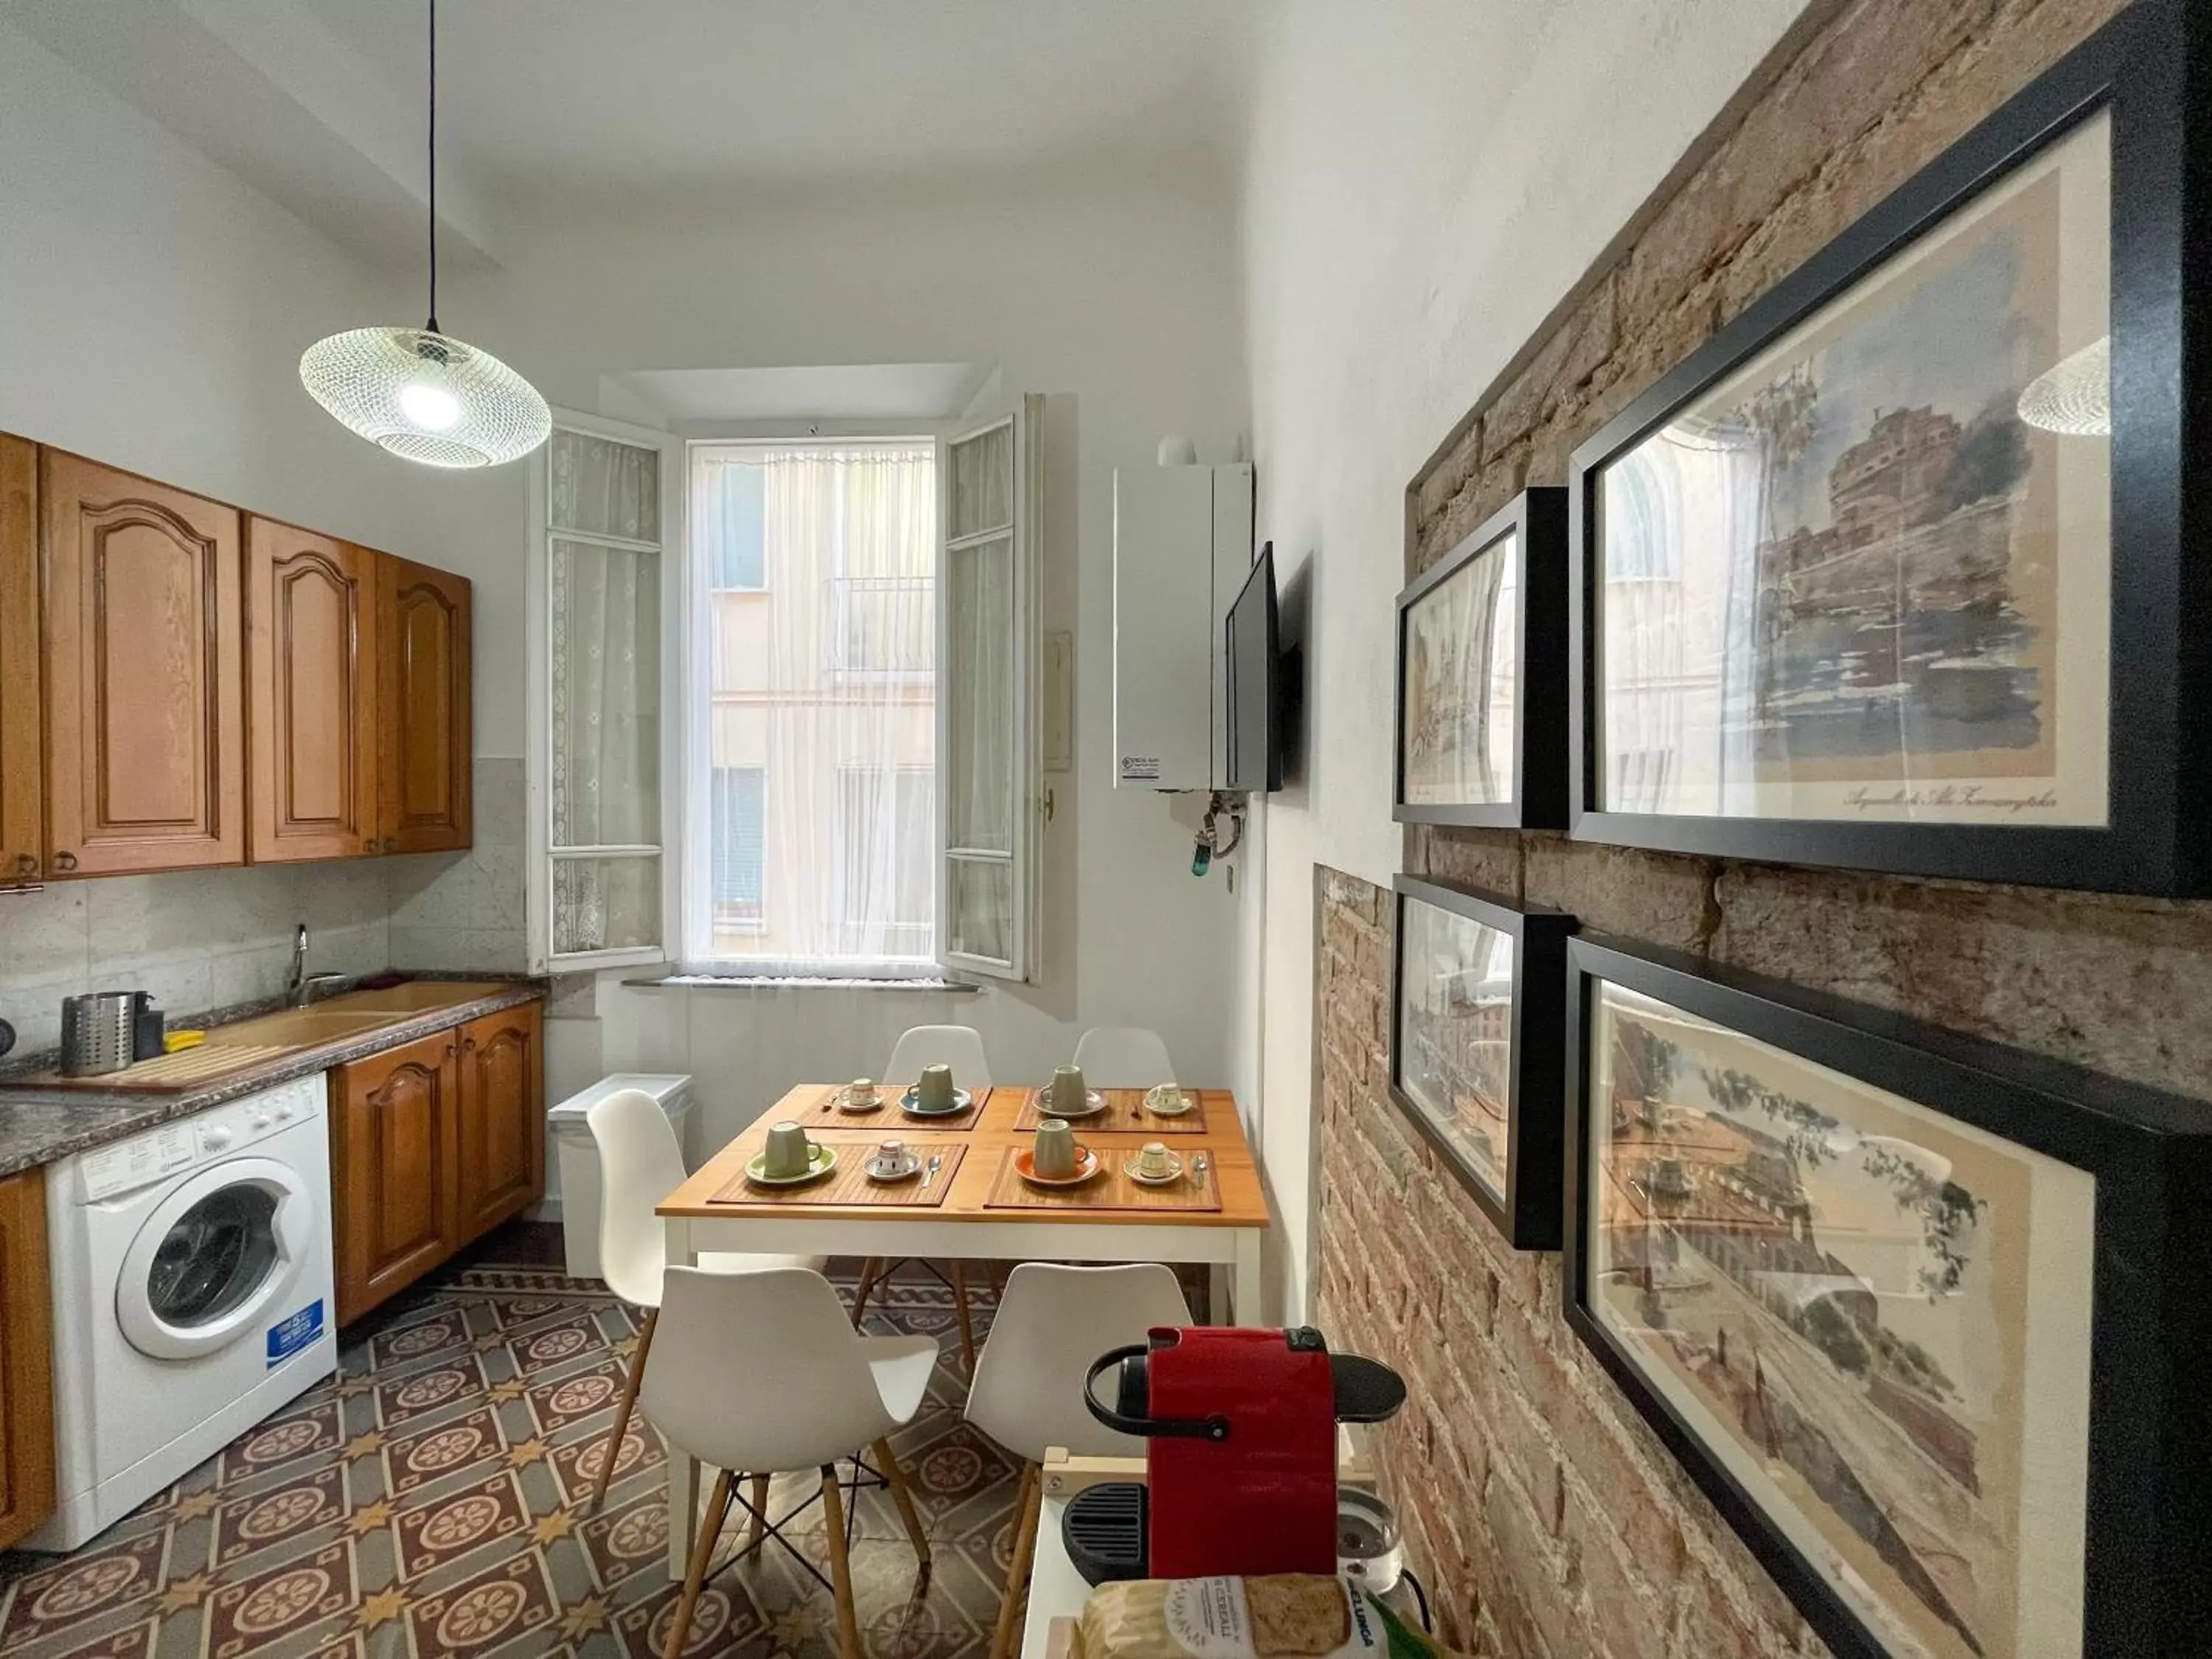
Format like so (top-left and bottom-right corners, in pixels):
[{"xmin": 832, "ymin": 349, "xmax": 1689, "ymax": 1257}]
[{"xmin": 31, "ymin": 1073, "xmax": 338, "ymax": 1551}]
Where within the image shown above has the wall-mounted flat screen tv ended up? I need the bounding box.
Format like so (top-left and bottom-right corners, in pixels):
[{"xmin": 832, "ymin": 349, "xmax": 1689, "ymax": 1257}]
[{"xmin": 1225, "ymin": 543, "xmax": 1284, "ymax": 793}]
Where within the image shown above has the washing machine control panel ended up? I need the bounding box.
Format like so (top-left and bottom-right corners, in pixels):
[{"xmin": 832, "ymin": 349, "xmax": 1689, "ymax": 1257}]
[{"xmin": 74, "ymin": 1074, "xmax": 327, "ymax": 1203}]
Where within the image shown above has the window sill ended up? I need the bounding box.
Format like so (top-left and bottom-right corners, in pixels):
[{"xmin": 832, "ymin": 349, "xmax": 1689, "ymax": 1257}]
[{"xmin": 622, "ymin": 973, "xmax": 981, "ymax": 994}]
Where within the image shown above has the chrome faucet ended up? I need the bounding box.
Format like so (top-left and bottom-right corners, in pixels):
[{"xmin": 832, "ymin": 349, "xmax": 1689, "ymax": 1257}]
[{"xmin": 287, "ymin": 925, "xmax": 310, "ymax": 1006}]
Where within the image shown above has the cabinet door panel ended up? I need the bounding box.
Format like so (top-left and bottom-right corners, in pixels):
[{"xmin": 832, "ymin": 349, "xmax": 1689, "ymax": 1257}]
[
  {"xmin": 41, "ymin": 451, "xmax": 243, "ymax": 875},
  {"xmin": 0, "ymin": 437, "xmax": 39, "ymax": 886},
  {"xmin": 456, "ymin": 1003, "xmax": 543, "ymax": 1242},
  {"xmin": 246, "ymin": 519, "xmax": 376, "ymax": 862},
  {"xmin": 0, "ymin": 1171, "xmax": 55, "ymax": 1552},
  {"xmin": 378, "ymin": 556, "xmax": 472, "ymax": 853},
  {"xmin": 333, "ymin": 1031, "xmax": 460, "ymax": 1324}
]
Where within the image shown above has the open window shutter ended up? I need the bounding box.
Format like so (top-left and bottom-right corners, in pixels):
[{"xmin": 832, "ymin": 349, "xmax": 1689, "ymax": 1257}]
[{"xmin": 936, "ymin": 395, "xmax": 1043, "ymax": 981}]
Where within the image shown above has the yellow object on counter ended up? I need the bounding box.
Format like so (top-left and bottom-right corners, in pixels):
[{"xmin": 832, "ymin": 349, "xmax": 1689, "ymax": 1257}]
[{"xmin": 163, "ymin": 1030, "xmax": 206, "ymax": 1053}]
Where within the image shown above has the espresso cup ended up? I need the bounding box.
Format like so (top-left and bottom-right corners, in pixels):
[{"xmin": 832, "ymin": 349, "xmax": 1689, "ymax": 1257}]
[
  {"xmin": 1051, "ymin": 1063, "xmax": 1088, "ymax": 1113},
  {"xmin": 917, "ymin": 1063, "xmax": 956, "ymax": 1110},
  {"xmin": 1034, "ymin": 1118, "xmax": 1077, "ymax": 1178},
  {"xmin": 874, "ymin": 1138, "xmax": 908, "ymax": 1170},
  {"xmin": 763, "ymin": 1121, "xmax": 813, "ymax": 1178},
  {"xmin": 847, "ymin": 1077, "xmax": 879, "ymax": 1105},
  {"xmin": 1138, "ymin": 1140, "xmax": 1172, "ymax": 1178}
]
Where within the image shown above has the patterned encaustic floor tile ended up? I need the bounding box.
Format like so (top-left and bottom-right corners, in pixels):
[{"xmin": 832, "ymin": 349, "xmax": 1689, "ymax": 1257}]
[{"xmin": 0, "ymin": 1242, "xmax": 1032, "ymax": 1658}]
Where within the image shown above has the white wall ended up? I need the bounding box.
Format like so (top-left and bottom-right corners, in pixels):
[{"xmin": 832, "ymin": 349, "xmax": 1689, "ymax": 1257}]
[
  {"xmin": 1235, "ymin": 0, "xmax": 1809, "ymax": 1318},
  {"xmin": 0, "ymin": 22, "xmax": 469, "ymax": 1042},
  {"xmin": 425, "ymin": 174, "xmax": 1253, "ymax": 1152}
]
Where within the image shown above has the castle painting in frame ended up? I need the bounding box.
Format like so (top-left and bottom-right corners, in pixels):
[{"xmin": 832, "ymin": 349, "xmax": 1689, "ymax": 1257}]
[{"xmin": 1588, "ymin": 111, "xmax": 2111, "ymax": 832}]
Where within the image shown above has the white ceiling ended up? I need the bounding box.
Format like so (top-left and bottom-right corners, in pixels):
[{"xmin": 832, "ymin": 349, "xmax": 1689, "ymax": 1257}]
[{"xmin": 6, "ymin": 0, "xmax": 1262, "ymax": 267}]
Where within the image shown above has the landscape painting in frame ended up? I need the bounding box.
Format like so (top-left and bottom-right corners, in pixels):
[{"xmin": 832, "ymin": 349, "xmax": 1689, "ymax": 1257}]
[
  {"xmin": 1395, "ymin": 891, "xmax": 1517, "ymax": 1208},
  {"xmin": 1402, "ymin": 531, "xmax": 1518, "ymax": 809},
  {"xmin": 1582, "ymin": 980, "xmax": 2095, "ymax": 1659},
  {"xmin": 1594, "ymin": 112, "xmax": 2112, "ymax": 829}
]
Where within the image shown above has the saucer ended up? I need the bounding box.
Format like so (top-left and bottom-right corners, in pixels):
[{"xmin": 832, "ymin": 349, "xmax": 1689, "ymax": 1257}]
[
  {"xmin": 833, "ymin": 1087, "xmax": 886, "ymax": 1114},
  {"xmin": 864, "ymin": 1153, "xmax": 922, "ymax": 1183},
  {"xmin": 1015, "ymin": 1147, "xmax": 1101, "ymax": 1188},
  {"xmin": 900, "ymin": 1085, "xmax": 973, "ymax": 1118},
  {"xmin": 746, "ymin": 1144, "xmax": 839, "ymax": 1187},
  {"xmin": 1034, "ymin": 1087, "xmax": 1107, "ymax": 1119},
  {"xmin": 1143, "ymin": 1085, "xmax": 1194, "ymax": 1116},
  {"xmin": 1123, "ymin": 1152, "xmax": 1184, "ymax": 1187}
]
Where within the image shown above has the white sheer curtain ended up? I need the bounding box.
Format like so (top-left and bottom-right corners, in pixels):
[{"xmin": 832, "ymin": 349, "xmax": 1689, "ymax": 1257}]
[
  {"xmin": 685, "ymin": 442, "xmax": 937, "ymax": 974},
  {"xmin": 548, "ymin": 429, "xmax": 662, "ymax": 957}
]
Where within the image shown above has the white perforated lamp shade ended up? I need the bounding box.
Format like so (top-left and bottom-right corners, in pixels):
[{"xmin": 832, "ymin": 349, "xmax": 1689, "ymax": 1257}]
[
  {"xmin": 2017, "ymin": 335, "xmax": 2111, "ymax": 437},
  {"xmin": 299, "ymin": 326, "xmax": 551, "ymax": 468},
  {"xmin": 298, "ymin": 1, "xmax": 549, "ymax": 470}
]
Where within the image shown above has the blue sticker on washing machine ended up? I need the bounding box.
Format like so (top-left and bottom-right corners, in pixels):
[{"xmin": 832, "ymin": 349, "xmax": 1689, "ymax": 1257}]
[{"xmin": 265, "ymin": 1300, "xmax": 324, "ymax": 1368}]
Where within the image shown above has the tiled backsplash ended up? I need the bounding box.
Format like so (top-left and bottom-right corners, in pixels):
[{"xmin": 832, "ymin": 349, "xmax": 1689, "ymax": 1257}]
[{"xmin": 0, "ymin": 759, "xmax": 528, "ymax": 1060}]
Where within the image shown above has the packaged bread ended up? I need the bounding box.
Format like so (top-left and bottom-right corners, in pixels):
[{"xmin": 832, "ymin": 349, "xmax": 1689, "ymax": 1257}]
[{"xmin": 1074, "ymin": 1576, "xmax": 1447, "ymax": 1659}]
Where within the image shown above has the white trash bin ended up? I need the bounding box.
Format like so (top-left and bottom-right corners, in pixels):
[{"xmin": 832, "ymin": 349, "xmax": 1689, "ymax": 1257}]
[{"xmin": 547, "ymin": 1074, "xmax": 695, "ymax": 1281}]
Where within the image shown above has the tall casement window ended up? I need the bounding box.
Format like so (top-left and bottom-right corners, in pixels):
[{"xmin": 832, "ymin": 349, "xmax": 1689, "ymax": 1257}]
[{"xmin": 530, "ymin": 403, "xmax": 1043, "ymax": 982}]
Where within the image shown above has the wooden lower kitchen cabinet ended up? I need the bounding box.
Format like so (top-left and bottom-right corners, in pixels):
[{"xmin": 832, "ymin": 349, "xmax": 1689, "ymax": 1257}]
[
  {"xmin": 0, "ymin": 1170, "xmax": 56, "ymax": 1551},
  {"xmin": 331, "ymin": 1000, "xmax": 545, "ymax": 1325},
  {"xmin": 455, "ymin": 1003, "xmax": 544, "ymax": 1241}
]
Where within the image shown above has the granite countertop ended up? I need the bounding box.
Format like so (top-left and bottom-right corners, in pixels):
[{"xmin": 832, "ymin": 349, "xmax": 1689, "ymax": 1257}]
[{"xmin": 0, "ymin": 975, "xmax": 546, "ymax": 1180}]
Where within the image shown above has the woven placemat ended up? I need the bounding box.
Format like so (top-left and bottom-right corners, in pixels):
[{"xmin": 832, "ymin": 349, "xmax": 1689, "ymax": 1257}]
[
  {"xmin": 982, "ymin": 1144, "xmax": 1222, "ymax": 1214},
  {"xmin": 709, "ymin": 1141, "xmax": 968, "ymax": 1207},
  {"xmin": 782, "ymin": 1085, "xmax": 993, "ymax": 1132},
  {"xmin": 1011, "ymin": 1087, "xmax": 1210, "ymax": 1135}
]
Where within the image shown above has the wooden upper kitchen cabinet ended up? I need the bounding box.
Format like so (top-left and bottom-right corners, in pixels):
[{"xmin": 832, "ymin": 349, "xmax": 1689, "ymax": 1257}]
[
  {"xmin": 454, "ymin": 1001, "xmax": 545, "ymax": 1242},
  {"xmin": 245, "ymin": 518, "xmax": 378, "ymax": 863},
  {"xmin": 0, "ymin": 437, "xmax": 41, "ymax": 888},
  {"xmin": 41, "ymin": 451, "xmax": 245, "ymax": 877},
  {"xmin": 377, "ymin": 554, "xmax": 473, "ymax": 854},
  {"xmin": 331, "ymin": 1027, "xmax": 462, "ymax": 1325},
  {"xmin": 0, "ymin": 1170, "xmax": 56, "ymax": 1552}
]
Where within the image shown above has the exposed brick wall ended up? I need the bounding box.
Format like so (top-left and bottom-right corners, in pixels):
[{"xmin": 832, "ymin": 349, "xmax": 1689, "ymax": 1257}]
[{"xmin": 1313, "ymin": 2, "xmax": 2158, "ymax": 1656}]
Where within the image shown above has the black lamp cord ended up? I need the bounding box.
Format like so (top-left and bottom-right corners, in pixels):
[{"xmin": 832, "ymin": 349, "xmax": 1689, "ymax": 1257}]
[{"xmin": 425, "ymin": 0, "xmax": 439, "ymax": 334}]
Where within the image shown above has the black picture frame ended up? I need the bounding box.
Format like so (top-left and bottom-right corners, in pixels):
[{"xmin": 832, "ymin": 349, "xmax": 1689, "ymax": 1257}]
[
  {"xmin": 1386, "ymin": 875, "xmax": 1574, "ymax": 1248},
  {"xmin": 1563, "ymin": 932, "xmax": 2212, "ymax": 1659},
  {"xmin": 1394, "ymin": 487, "xmax": 1569, "ymax": 829},
  {"xmin": 1567, "ymin": 0, "xmax": 2212, "ymax": 894}
]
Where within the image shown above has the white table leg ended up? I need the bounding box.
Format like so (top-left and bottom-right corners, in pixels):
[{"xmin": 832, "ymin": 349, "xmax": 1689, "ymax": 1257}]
[
  {"xmin": 1232, "ymin": 1229, "xmax": 1264, "ymax": 1325},
  {"xmin": 664, "ymin": 1216, "xmax": 698, "ymax": 1578}
]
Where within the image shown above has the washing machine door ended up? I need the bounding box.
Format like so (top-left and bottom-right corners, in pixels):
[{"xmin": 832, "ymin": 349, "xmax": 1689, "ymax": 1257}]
[{"xmin": 115, "ymin": 1156, "xmax": 314, "ymax": 1361}]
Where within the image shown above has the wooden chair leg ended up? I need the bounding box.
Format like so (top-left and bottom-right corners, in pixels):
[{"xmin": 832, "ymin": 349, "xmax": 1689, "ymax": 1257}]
[
  {"xmin": 820, "ymin": 1463, "xmax": 863, "ymax": 1659},
  {"xmin": 874, "ymin": 1437, "xmax": 931, "ymax": 1570},
  {"xmin": 947, "ymin": 1262, "xmax": 978, "ymax": 1372},
  {"xmin": 593, "ymin": 1307, "xmax": 657, "ymax": 1512},
  {"xmin": 990, "ymin": 1461, "xmax": 1043, "ymax": 1659},
  {"xmin": 745, "ymin": 1472, "xmax": 769, "ymax": 1551},
  {"xmin": 664, "ymin": 1467, "xmax": 732, "ymax": 1659},
  {"xmin": 850, "ymin": 1259, "xmax": 883, "ymax": 1329}
]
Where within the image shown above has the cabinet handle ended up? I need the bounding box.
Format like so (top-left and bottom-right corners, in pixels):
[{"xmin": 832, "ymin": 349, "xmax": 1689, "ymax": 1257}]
[
  {"xmin": 12, "ymin": 853, "xmax": 34, "ymax": 876},
  {"xmin": 52, "ymin": 852, "xmax": 77, "ymax": 872}
]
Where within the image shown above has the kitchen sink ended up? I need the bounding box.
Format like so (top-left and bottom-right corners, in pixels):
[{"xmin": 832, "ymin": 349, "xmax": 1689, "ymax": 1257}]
[
  {"xmin": 318, "ymin": 981, "xmax": 490, "ymax": 1015},
  {"xmin": 199, "ymin": 1009, "xmax": 406, "ymax": 1047}
]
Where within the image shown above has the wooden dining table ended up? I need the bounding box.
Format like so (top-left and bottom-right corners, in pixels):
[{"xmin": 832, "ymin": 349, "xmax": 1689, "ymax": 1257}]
[{"xmin": 654, "ymin": 1081, "xmax": 1270, "ymax": 1573}]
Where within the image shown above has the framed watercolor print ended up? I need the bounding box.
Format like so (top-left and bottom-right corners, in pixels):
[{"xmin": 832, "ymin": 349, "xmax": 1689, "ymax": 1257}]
[
  {"xmin": 1387, "ymin": 875, "xmax": 1573, "ymax": 1248},
  {"xmin": 1563, "ymin": 933, "xmax": 2212, "ymax": 1659},
  {"xmin": 1568, "ymin": 0, "xmax": 2212, "ymax": 893},
  {"xmin": 1395, "ymin": 488, "xmax": 1568, "ymax": 827}
]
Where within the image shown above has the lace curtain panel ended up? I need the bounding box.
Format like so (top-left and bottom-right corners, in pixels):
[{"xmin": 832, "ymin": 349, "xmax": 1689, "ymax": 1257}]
[
  {"xmin": 686, "ymin": 441, "xmax": 941, "ymax": 973},
  {"xmin": 549, "ymin": 431, "xmax": 662, "ymax": 956}
]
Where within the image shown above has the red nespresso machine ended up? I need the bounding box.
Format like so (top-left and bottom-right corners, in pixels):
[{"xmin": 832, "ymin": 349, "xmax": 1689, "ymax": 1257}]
[{"xmin": 1071, "ymin": 1326, "xmax": 1406, "ymax": 1581}]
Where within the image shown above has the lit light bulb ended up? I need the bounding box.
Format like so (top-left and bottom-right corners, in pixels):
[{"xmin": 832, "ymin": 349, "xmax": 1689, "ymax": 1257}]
[{"xmin": 397, "ymin": 378, "xmax": 464, "ymax": 432}]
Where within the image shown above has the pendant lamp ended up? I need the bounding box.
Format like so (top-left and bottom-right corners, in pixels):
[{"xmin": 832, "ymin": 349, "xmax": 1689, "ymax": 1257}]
[
  {"xmin": 2017, "ymin": 335, "xmax": 2110, "ymax": 437},
  {"xmin": 300, "ymin": 0, "xmax": 549, "ymax": 467}
]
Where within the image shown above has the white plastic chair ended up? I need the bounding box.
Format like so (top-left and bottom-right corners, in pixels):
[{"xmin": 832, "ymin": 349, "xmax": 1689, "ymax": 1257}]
[
  {"xmin": 966, "ymin": 1264, "xmax": 1192, "ymax": 1659},
  {"xmin": 643, "ymin": 1267, "xmax": 936, "ymax": 1659},
  {"xmin": 853, "ymin": 1025, "xmax": 997, "ymax": 1366},
  {"xmin": 1070, "ymin": 1026, "xmax": 1177, "ymax": 1088},
  {"xmin": 882, "ymin": 1023, "xmax": 995, "ymax": 1086},
  {"xmin": 585, "ymin": 1087, "xmax": 824, "ymax": 1512}
]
